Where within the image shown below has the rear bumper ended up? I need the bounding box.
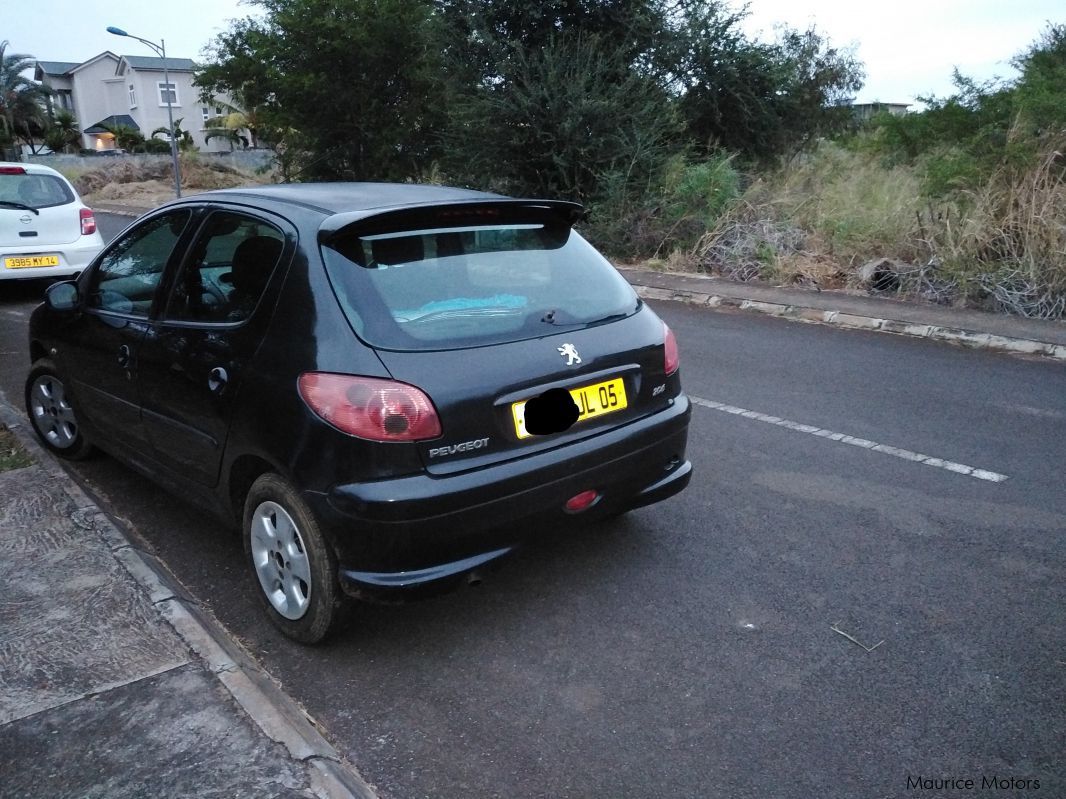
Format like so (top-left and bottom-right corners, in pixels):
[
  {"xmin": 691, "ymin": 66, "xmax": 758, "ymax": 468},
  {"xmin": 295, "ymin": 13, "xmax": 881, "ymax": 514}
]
[
  {"xmin": 304, "ymin": 395, "xmax": 692, "ymax": 589},
  {"xmin": 0, "ymin": 238, "xmax": 102, "ymax": 280}
]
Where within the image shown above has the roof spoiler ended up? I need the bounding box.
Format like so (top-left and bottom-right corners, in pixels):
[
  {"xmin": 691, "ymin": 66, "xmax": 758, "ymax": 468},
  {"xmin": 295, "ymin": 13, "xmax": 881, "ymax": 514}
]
[{"xmin": 318, "ymin": 199, "xmax": 586, "ymax": 246}]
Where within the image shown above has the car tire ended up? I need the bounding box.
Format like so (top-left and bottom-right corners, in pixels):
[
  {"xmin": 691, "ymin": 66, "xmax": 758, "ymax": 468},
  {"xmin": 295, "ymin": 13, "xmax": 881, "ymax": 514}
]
[
  {"xmin": 24, "ymin": 359, "xmax": 95, "ymax": 460},
  {"xmin": 244, "ymin": 473, "xmax": 342, "ymax": 644}
]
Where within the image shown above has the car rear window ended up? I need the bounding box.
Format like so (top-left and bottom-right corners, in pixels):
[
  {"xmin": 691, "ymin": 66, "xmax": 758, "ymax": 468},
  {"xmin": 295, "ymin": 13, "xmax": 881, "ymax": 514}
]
[
  {"xmin": 322, "ymin": 215, "xmax": 638, "ymax": 351},
  {"xmin": 0, "ymin": 172, "xmax": 75, "ymax": 209}
]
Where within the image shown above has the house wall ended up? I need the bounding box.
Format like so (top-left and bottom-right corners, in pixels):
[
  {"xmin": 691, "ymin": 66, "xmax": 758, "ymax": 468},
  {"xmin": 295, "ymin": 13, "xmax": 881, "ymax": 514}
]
[
  {"xmin": 68, "ymin": 55, "xmax": 121, "ymax": 149},
  {"xmin": 39, "ymin": 74, "xmax": 75, "ymax": 115},
  {"xmin": 37, "ymin": 53, "xmax": 238, "ymax": 154},
  {"xmin": 124, "ymin": 68, "xmax": 229, "ymax": 153}
]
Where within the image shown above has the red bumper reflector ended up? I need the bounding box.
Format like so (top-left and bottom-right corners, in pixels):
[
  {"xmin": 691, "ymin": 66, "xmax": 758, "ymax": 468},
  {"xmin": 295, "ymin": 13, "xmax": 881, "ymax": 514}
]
[{"xmin": 565, "ymin": 489, "xmax": 600, "ymax": 513}]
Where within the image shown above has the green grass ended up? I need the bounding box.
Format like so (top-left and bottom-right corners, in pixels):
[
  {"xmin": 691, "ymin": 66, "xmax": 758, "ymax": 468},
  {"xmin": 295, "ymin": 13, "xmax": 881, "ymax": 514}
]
[{"xmin": 0, "ymin": 426, "xmax": 33, "ymax": 472}]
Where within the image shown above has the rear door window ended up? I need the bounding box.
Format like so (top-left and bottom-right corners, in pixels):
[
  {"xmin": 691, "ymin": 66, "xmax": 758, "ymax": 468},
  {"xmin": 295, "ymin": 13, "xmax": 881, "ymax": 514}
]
[
  {"xmin": 163, "ymin": 211, "xmax": 286, "ymax": 324},
  {"xmin": 322, "ymin": 217, "xmax": 637, "ymax": 350}
]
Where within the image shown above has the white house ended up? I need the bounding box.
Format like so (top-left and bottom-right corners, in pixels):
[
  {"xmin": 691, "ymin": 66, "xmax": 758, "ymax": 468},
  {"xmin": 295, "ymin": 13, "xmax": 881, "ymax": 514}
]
[{"xmin": 34, "ymin": 53, "xmax": 234, "ymax": 153}]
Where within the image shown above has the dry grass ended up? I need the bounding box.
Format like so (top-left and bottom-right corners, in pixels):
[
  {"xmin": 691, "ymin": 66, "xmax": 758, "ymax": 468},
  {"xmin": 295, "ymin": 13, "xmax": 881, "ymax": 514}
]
[
  {"xmin": 683, "ymin": 140, "xmax": 1066, "ymax": 316},
  {"xmin": 933, "ymin": 144, "xmax": 1066, "ymax": 317},
  {"xmin": 74, "ymin": 155, "xmax": 270, "ymax": 208}
]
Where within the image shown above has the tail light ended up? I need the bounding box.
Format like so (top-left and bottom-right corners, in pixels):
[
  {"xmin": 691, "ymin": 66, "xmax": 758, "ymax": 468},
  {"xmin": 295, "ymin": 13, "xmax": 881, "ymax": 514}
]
[
  {"xmin": 298, "ymin": 373, "xmax": 441, "ymax": 442},
  {"xmin": 0, "ymin": 166, "xmax": 26, "ymax": 175},
  {"xmin": 663, "ymin": 321, "xmax": 679, "ymax": 375},
  {"xmin": 79, "ymin": 208, "xmax": 97, "ymax": 235}
]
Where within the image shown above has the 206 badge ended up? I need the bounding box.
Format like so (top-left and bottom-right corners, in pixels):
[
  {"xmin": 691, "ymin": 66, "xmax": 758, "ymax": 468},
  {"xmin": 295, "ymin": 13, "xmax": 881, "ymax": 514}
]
[{"xmin": 558, "ymin": 343, "xmax": 581, "ymax": 366}]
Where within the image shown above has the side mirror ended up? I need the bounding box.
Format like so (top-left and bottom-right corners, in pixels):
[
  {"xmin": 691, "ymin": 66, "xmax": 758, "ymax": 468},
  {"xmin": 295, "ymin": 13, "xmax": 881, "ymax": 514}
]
[{"xmin": 45, "ymin": 281, "xmax": 79, "ymax": 312}]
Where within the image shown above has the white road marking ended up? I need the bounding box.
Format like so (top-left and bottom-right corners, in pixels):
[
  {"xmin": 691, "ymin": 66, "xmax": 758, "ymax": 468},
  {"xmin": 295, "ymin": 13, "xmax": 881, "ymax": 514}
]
[
  {"xmin": 690, "ymin": 395, "xmax": 1010, "ymax": 483},
  {"xmin": 3, "ymin": 309, "xmax": 27, "ymax": 319}
]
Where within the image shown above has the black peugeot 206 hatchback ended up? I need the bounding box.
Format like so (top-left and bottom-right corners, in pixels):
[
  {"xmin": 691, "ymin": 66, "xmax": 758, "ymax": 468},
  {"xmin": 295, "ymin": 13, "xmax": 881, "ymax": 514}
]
[{"xmin": 26, "ymin": 183, "xmax": 692, "ymax": 642}]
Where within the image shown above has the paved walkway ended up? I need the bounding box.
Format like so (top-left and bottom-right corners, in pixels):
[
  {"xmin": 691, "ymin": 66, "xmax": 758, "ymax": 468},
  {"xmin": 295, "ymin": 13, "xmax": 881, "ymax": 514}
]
[
  {"xmin": 618, "ymin": 267, "xmax": 1066, "ymax": 359},
  {"xmin": 0, "ymin": 394, "xmax": 374, "ymax": 799}
]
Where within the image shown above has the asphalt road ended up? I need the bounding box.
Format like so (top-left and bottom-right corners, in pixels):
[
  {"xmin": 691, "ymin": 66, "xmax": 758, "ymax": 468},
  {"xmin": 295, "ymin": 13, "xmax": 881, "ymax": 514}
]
[{"xmin": 1, "ymin": 212, "xmax": 1063, "ymax": 798}]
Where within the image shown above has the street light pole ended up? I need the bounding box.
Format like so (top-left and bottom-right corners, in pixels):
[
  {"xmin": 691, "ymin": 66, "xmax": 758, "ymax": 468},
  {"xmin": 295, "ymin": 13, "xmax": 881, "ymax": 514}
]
[{"xmin": 106, "ymin": 26, "xmax": 182, "ymax": 198}]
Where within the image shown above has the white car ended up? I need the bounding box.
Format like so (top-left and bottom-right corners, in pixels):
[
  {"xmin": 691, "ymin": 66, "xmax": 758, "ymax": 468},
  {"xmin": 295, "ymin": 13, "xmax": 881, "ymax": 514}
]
[{"xmin": 1, "ymin": 162, "xmax": 104, "ymax": 281}]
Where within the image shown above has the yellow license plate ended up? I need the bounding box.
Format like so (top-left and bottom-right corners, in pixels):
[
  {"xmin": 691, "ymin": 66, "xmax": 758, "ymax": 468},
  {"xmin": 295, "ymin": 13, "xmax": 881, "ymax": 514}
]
[
  {"xmin": 4, "ymin": 254, "xmax": 60, "ymax": 269},
  {"xmin": 512, "ymin": 377, "xmax": 628, "ymax": 439}
]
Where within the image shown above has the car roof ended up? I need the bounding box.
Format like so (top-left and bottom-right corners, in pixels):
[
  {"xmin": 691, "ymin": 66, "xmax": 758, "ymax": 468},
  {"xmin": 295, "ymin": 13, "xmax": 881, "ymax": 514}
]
[{"xmin": 200, "ymin": 182, "xmax": 505, "ymax": 215}]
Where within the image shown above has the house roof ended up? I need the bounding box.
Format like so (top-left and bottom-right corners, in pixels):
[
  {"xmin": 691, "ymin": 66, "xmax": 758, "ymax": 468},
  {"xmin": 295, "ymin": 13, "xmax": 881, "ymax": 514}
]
[
  {"xmin": 35, "ymin": 61, "xmax": 80, "ymax": 77},
  {"xmin": 68, "ymin": 52, "xmax": 120, "ymax": 74},
  {"xmin": 119, "ymin": 55, "xmax": 196, "ymax": 72},
  {"xmin": 84, "ymin": 114, "xmax": 141, "ymax": 135}
]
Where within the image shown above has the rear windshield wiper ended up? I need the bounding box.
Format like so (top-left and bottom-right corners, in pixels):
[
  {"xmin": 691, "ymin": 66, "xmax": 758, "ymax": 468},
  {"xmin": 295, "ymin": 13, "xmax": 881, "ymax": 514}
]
[
  {"xmin": 0, "ymin": 200, "xmax": 39, "ymax": 215},
  {"xmin": 396, "ymin": 306, "xmax": 526, "ymax": 324}
]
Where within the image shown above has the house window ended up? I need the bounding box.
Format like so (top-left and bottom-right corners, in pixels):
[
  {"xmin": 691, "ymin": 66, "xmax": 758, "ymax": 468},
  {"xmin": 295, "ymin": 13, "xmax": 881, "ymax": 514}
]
[
  {"xmin": 129, "ymin": 84, "xmax": 136, "ymax": 108},
  {"xmin": 201, "ymin": 106, "xmax": 211, "ymax": 123},
  {"xmin": 58, "ymin": 90, "xmax": 73, "ymax": 111},
  {"xmin": 157, "ymin": 82, "xmax": 179, "ymax": 106}
]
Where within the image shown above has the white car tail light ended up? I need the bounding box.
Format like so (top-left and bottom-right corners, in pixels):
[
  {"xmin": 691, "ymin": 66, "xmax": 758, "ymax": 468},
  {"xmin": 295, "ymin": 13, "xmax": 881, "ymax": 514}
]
[{"xmin": 80, "ymin": 208, "xmax": 97, "ymax": 236}]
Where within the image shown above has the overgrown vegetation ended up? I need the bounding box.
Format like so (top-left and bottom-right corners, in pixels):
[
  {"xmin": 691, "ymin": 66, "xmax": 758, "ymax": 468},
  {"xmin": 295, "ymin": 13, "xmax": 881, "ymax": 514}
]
[
  {"xmin": 196, "ymin": 0, "xmax": 861, "ymax": 198},
  {"xmin": 10, "ymin": 6, "xmax": 1064, "ymax": 318},
  {"xmin": 689, "ymin": 23, "xmax": 1066, "ymax": 317}
]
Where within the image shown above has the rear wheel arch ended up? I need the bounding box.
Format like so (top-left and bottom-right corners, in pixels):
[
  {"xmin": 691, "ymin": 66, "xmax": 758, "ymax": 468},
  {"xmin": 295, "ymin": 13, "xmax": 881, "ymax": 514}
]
[
  {"xmin": 243, "ymin": 472, "xmax": 343, "ymax": 643},
  {"xmin": 226, "ymin": 453, "xmax": 277, "ymax": 524},
  {"xmin": 29, "ymin": 340, "xmax": 47, "ymax": 364}
]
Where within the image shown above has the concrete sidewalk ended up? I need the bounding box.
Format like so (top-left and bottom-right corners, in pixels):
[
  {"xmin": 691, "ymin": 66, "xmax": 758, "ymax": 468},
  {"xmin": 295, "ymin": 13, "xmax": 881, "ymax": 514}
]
[
  {"xmin": 619, "ymin": 267, "xmax": 1066, "ymax": 361},
  {"xmin": 0, "ymin": 394, "xmax": 374, "ymax": 799}
]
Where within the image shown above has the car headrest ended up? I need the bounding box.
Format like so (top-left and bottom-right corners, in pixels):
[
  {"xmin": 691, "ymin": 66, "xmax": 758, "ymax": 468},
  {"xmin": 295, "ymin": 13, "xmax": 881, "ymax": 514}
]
[
  {"xmin": 372, "ymin": 236, "xmax": 424, "ymax": 266},
  {"xmin": 230, "ymin": 236, "xmax": 283, "ymax": 297}
]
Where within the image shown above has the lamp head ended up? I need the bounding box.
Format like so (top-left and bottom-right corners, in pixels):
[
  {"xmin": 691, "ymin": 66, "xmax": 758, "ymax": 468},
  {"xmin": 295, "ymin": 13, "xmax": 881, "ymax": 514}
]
[{"xmin": 106, "ymin": 26, "xmax": 128, "ymax": 36}]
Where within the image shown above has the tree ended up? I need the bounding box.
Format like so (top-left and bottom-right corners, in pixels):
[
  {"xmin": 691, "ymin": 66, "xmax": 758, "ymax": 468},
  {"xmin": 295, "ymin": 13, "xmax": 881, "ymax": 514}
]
[
  {"xmin": 198, "ymin": 0, "xmax": 446, "ymax": 180},
  {"xmin": 0, "ymin": 41, "xmax": 53, "ymax": 150},
  {"xmin": 43, "ymin": 109, "xmax": 81, "ymax": 153},
  {"xmin": 201, "ymin": 100, "xmax": 257, "ymax": 149},
  {"xmin": 664, "ymin": 7, "xmax": 863, "ymax": 162},
  {"xmin": 151, "ymin": 118, "xmax": 196, "ymax": 151},
  {"xmin": 433, "ymin": 0, "xmax": 666, "ymax": 86},
  {"xmin": 443, "ymin": 34, "xmax": 681, "ymax": 201},
  {"xmin": 101, "ymin": 121, "xmax": 145, "ymax": 152},
  {"xmin": 1011, "ymin": 22, "xmax": 1066, "ymax": 134}
]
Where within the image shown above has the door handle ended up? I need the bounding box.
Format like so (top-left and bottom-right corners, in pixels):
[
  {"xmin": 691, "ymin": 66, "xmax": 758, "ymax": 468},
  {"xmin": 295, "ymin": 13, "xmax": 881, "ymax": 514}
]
[
  {"xmin": 117, "ymin": 344, "xmax": 131, "ymax": 368},
  {"xmin": 208, "ymin": 367, "xmax": 228, "ymax": 394}
]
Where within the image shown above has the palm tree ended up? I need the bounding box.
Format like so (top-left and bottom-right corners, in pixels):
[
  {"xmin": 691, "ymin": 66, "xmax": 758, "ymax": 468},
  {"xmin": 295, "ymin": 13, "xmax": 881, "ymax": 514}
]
[
  {"xmin": 43, "ymin": 109, "xmax": 81, "ymax": 153},
  {"xmin": 101, "ymin": 121, "xmax": 145, "ymax": 152},
  {"xmin": 202, "ymin": 97, "xmax": 264, "ymax": 149},
  {"xmin": 151, "ymin": 117, "xmax": 195, "ymax": 151},
  {"xmin": 203, "ymin": 124, "xmax": 248, "ymax": 150},
  {"xmin": 0, "ymin": 40, "xmax": 53, "ymax": 150}
]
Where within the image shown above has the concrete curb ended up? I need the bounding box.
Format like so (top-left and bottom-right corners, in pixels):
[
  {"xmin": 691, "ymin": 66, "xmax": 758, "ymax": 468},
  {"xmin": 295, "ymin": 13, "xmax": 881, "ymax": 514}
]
[
  {"xmin": 0, "ymin": 391, "xmax": 377, "ymax": 799},
  {"xmin": 633, "ymin": 285, "xmax": 1066, "ymax": 361},
  {"xmin": 92, "ymin": 203, "xmax": 148, "ymax": 218}
]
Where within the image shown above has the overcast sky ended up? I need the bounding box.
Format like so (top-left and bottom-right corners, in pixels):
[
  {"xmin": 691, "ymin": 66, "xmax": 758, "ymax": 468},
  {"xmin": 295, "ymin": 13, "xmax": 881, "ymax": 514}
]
[{"xmin": 4, "ymin": 0, "xmax": 1063, "ymax": 106}]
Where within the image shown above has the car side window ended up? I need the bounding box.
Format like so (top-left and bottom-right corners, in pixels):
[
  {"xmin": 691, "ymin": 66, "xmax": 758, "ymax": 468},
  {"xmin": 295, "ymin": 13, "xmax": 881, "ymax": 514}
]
[
  {"xmin": 164, "ymin": 211, "xmax": 286, "ymax": 324},
  {"xmin": 86, "ymin": 210, "xmax": 192, "ymax": 316}
]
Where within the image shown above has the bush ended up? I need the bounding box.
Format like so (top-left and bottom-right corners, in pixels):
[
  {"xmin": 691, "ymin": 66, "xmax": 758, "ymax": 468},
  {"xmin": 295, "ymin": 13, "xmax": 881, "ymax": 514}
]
[{"xmin": 584, "ymin": 153, "xmax": 741, "ymax": 260}]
